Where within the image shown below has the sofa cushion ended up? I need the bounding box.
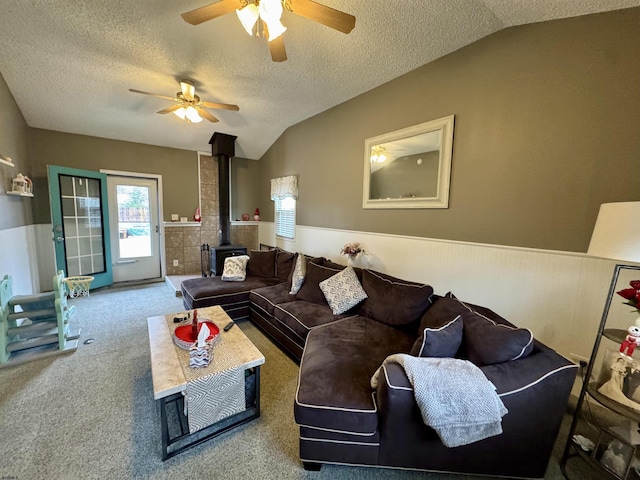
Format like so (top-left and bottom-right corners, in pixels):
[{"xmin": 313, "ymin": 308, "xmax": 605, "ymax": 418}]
[
  {"xmin": 412, "ymin": 315, "xmax": 463, "ymax": 357},
  {"xmin": 250, "ymin": 282, "xmax": 296, "ymax": 316},
  {"xmin": 294, "ymin": 316, "xmax": 415, "ymax": 435},
  {"xmin": 221, "ymin": 255, "xmax": 250, "ymax": 282},
  {"xmin": 359, "ymin": 270, "xmax": 434, "ymax": 327},
  {"xmin": 296, "ymin": 262, "xmax": 343, "ymax": 305},
  {"xmin": 320, "ymin": 267, "xmax": 368, "ymax": 315},
  {"xmin": 462, "ymin": 311, "xmax": 534, "ymax": 366},
  {"xmin": 275, "ymin": 248, "xmax": 296, "ymax": 282},
  {"xmin": 181, "ymin": 275, "xmax": 281, "ymax": 310},
  {"xmin": 274, "ymin": 300, "xmax": 354, "ymax": 343},
  {"xmin": 247, "ymin": 249, "xmax": 276, "ymax": 278}
]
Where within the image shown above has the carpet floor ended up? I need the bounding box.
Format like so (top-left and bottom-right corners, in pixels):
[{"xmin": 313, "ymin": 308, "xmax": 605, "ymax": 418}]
[{"xmin": 0, "ymin": 282, "xmax": 594, "ymax": 479}]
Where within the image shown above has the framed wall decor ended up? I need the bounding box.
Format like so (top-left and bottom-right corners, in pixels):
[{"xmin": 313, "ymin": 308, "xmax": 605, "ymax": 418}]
[{"xmin": 362, "ymin": 115, "xmax": 454, "ymax": 209}]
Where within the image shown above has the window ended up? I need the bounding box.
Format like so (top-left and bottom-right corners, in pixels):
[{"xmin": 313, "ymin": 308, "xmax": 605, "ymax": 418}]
[{"xmin": 275, "ymin": 196, "xmax": 296, "ymax": 239}]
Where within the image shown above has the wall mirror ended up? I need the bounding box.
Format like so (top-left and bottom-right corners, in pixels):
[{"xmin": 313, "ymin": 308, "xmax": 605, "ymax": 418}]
[{"xmin": 362, "ymin": 115, "xmax": 454, "ymax": 209}]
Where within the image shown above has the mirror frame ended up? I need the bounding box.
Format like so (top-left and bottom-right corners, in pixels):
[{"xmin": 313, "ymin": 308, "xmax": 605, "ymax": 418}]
[{"xmin": 362, "ymin": 115, "xmax": 454, "ymax": 209}]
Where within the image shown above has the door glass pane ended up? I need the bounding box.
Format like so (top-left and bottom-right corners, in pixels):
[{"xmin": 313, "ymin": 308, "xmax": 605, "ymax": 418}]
[
  {"xmin": 59, "ymin": 174, "xmax": 107, "ymax": 276},
  {"xmin": 116, "ymin": 185, "xmax": 151, "ymax": 258},
  {"xmin": 60, "ymin": 176, "xmax": 74, "ymax": 196},
  {"xmin": 62, "ymin": 198, "xmax": 75, "ymax": 216}
]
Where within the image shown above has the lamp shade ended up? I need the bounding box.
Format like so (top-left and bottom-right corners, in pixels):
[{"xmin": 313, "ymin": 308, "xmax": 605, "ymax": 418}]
[{"xmin": 588, "ymin": 202, "xmax": 640, "ymax": 263}]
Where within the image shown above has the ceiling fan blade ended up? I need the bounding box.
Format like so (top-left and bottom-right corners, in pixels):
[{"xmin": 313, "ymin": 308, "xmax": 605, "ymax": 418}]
[
  {"xmin": 289, "ymin": 0, "xmax": 355, "ymax": 34},
  {"xmin": 269, "ymin": 35, "xmax": 287, "ymax": 62},
  {"xmin": 180, "ymin": 80, "xmax": 196, "ymax": 101},
  {"xmin": 181, "ymin": 0, "xmax": 242, "ymax": 25},
  {"xmin": 201, "ymin": 100, "xmax": 239, "ymax": 111},
  {"xmin": 198, "ymin": 107, "xmax": 219, "ymax": 122},
  {"xmin": 157, "ymin": 105, "xmax": 182, "ymax": 114},
  {"xmin": 129, "ymin": 89, "xmax": 176, "ymax": 101}
]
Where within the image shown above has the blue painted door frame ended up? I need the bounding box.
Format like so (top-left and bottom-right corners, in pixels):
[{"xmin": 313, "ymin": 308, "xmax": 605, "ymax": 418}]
[{"xmin": 47, "ymin": 165, "xmax": 113, "ymax": 289}]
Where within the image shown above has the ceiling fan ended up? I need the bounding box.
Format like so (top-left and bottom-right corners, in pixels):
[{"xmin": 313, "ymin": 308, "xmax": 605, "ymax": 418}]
[
  {"xmin": 128, "ymin": 80, "xmax": 239, "ymax": 123},
  {"xmin": 181, "ymin": 0, "xmax": 356, "ymax": 62}
]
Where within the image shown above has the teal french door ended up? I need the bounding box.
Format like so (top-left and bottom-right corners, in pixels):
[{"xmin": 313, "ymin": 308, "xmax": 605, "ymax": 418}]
[{"xmin": 48, "ymin": 165, "xmax": 113, "ymax": 289}]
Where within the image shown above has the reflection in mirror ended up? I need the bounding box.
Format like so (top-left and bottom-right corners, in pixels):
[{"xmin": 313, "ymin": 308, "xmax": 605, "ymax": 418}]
[{"xmin": 363, "ymin": 115, "xmax": 454, "ymax": 209}]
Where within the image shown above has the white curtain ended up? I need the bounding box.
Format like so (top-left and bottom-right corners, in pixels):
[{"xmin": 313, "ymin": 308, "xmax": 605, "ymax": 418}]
[{"xmin": 270, "ymin": 175, "xmax": 298, "ymax": 200}]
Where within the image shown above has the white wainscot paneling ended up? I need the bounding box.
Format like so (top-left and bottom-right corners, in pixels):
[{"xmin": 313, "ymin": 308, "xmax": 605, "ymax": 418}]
[
  {"xmin": 0, "ymin": 225, "xmax": 36, "ymax": 295},
  {"xmin": 0, "ymin": 224, "xmax": 57, "ymax": 295},
  {"xmin": 259, "ymin": 222, "xmax": 623, "ymax": 362}
]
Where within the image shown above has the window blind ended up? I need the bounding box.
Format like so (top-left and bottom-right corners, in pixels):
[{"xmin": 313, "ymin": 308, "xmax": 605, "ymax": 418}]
[{"xmin": 275, "ymin": 196, "xmax": 296, "ymax": 239}]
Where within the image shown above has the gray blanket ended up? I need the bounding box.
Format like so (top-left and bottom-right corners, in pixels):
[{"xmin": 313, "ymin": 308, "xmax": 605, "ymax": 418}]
[{"xmin": 371, "ymin": 354, "xmax": 507, "ymax": 447}]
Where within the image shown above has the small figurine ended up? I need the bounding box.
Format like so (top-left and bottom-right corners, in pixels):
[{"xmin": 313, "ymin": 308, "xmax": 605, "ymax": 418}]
[
  {"xmin": 254, "ymin": 208, "xmax": 260, "ymax": 221},
  {"xmin": 194, "ymin": 207, "xmax": 201, "ymax": 222},
  {"xmin": 620, "ymin": 318, "xmax": 640, "ymax": 357}
]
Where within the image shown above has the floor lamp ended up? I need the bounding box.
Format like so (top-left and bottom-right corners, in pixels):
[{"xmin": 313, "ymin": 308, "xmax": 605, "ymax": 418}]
[{"xmin": 561, "ymin": 201, "xmax": 640, "ymax": 477}]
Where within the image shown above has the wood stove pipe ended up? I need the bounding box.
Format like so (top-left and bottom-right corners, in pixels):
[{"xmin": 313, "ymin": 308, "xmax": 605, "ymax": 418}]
[{"xmin": 209, "ymin": 132, "xmax": 237, "ymax": 246}]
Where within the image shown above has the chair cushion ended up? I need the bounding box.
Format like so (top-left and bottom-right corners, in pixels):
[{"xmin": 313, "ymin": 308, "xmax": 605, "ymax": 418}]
[
  {"xmin": 410, "ymin": 295, "xmax": 470, "ymax": 355},
  {"xmin": 296, "ymin": 262, "xmax": 343, "ymax": 305},
  {"xmin": 319, "ymin": 267, "xmax": 368, "ymax": 315},
  {"xmin": 247, "ymin": 249, "xmax": 276, "ymax": 278},
  {"xmin": 359, "ymin": 270, "xmax": 434, "ymax": 327},
  {"xmin": 462, "ymin": 310, "xmax": 534, "ymax": 366},
  {"xmin": 295, "ymin": 316, "xmax": 415, "ymax": 435}
]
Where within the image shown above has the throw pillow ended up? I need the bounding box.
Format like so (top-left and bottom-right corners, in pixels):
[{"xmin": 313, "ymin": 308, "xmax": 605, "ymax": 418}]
[
  {"xmin": 359, "ymin": 270, "xmax": 434, "ymax": 327},
  {"xmin": 415, "ymin": 295, "xmax": 471, "ymax": 330},
  {"xmin": 412, "ymin": 315, "xmax": 463, "ymax": 357},
  {"xmin": 289, "ymin": 253, "xmax": 306, "ymax": 294},
  {"xmin": 319, "ymin": 267, "xmax": 368, "ymax": 315},
  {"xmin": 221, "ymin": 255, "xmax": 250, "ymax": 282},
  {"xmin": 296, "ymin": 262, "xmax": 343, "ymax": 305},
  {"xmin": 275, "ymin": 248, "xmax": 296, "ymax": 282},
  {"xmin": 462, "ymin": 311, "xmax": 534, "ymax": 366},
  {"xmin": 247, "ymin": 249, "xmax": 276, "ymax": 278}
]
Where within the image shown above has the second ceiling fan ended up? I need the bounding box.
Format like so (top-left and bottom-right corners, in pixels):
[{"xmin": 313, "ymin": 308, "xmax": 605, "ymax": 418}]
[{"xmin": 181, "ymin": 0, "xmax": 356, "ymax": 62}]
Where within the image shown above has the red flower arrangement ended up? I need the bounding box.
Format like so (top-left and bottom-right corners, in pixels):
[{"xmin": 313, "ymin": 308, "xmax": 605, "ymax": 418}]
[{"xmin": 617, "ymin": 280, "xmax": 640, "ymax": 314}]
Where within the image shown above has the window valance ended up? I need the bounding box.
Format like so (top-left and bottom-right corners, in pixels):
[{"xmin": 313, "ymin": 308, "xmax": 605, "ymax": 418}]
[{"xmin": 270, "ymin": 175, "xmax": 298, "ymax": 200}]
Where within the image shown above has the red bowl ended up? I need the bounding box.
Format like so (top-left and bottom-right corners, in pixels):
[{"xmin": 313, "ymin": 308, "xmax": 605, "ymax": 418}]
[{"xmin": 173, "ymin": 321, "xmax": 220, "ymax": 350}]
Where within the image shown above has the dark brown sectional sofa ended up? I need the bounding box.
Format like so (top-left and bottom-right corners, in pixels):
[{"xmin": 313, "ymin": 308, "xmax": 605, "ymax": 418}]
[{"xmin": 180, "ymin": 247, "xmax": 578, "ymax": 479}]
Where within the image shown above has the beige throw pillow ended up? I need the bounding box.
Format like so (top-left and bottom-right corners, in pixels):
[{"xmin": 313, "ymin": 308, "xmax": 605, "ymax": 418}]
[{"xmin": 221, "ymin": 255, "xmax": 250, "ymax": 282}]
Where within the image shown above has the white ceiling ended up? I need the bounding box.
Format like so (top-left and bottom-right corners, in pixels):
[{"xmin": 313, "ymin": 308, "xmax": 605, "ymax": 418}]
[{"xmin": 0, "ymin": 0, "xmax": 637, "ymax": 160}]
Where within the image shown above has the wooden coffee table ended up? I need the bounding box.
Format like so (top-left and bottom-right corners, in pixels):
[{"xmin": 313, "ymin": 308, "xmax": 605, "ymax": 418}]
[{"xmin": 147, "ymin": 305, "xmax": 265, "ymax": 460}]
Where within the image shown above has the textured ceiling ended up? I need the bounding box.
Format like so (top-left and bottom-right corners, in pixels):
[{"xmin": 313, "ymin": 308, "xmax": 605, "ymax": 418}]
[{"xmin": 0, "ymin": 0, "xmax": 638, "ymax": 159}]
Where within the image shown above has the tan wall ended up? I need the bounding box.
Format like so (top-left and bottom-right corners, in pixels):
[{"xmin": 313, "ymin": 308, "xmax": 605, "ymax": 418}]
[
  {"xmin": 0, "ymin": 72, "xmax": 33, "ymax": 230},
  {"xmin": 28, "ymin": 129, "xmax": 200, "ymax": 224},
  {"xmin": 258, "ymin": 8, "xmax": 640, "ymax": 253},
  {"xmin": 230, "ymin": 157, "xmax": 261, "ymax": 221}
]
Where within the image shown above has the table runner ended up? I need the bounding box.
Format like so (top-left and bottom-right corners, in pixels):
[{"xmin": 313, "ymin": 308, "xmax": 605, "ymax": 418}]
[{"xmin": 166, "ymin": 314, "xmax": 246, "ymax": 434}]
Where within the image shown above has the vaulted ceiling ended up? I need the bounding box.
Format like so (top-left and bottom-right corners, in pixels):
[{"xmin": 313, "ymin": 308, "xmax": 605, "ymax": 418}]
[{"xmin": 0, "ymin": 1, "xmax": 637, "ymax": 159}]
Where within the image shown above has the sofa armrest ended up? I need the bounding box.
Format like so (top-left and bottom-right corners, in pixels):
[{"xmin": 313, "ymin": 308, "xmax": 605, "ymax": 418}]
[
  {"xmin": 479, "ymin": 344, "xmax": 577, "ymax": 397},
  {"xmin": 375, "ymin": 349, "xmax": 578, "ymax": 477}
]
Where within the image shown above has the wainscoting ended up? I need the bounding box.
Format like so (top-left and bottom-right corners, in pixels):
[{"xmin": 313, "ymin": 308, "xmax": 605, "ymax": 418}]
[
  {"xmin": 259, "ymin": 222, "xmax": 626, "ymax": 364},
  {"xmin": 0, "ymin": 224, "xmax": 56, "ymax": 295}
]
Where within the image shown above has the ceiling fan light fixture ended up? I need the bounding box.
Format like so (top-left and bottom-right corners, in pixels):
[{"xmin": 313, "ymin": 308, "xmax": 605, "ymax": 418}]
[
  {"xmin": 371, "ymin": 146, "xmax": 387, "ymax": 163},
  {"xmin": 259, "ymin": 0, "xmax": 286, "ymax": 40},
  {"xmin": 236, "ymin": 4, "xmax": 259, "ymax": 36},
  {"xmin": 173, "ymin": 107, "xmax": 187, "ymax": 120},
  {"xmin": 264, "ymin": 19, "xmax": 287, "ymax": 40},
  {"xmin": 185, "ymin": 106, "xmax": 203, "ymax": 123}
]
